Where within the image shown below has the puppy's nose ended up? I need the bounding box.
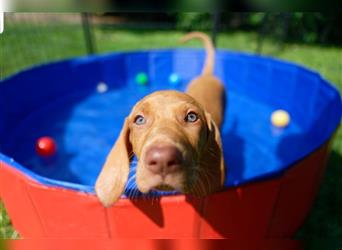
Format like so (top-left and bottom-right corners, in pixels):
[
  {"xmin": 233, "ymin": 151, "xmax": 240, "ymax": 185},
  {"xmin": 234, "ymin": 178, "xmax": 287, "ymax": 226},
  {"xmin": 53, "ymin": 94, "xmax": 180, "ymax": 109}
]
[{"xmin": 145, "ymin": 146, "xmax": 183, "ymax": 175}]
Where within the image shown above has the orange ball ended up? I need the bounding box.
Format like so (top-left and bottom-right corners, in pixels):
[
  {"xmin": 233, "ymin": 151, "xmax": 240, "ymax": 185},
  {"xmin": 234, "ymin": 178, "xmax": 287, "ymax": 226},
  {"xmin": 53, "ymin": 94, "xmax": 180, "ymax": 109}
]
[{"xmin": 36, "ymin": 136, "xmax": 57, "ymax": 157}]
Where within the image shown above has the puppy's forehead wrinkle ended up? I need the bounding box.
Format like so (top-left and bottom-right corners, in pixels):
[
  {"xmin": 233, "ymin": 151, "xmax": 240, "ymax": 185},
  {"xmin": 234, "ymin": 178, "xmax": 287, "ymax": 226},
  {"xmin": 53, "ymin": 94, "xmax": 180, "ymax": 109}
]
[{"xmin": 132, "ymin": 91, "xmax": 202, "ymax": 115}]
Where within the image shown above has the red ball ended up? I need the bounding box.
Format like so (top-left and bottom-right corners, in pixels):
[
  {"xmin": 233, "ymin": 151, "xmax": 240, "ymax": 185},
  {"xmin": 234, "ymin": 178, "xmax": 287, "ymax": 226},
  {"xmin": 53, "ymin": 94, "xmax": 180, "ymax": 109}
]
[{"xmin": 36, "ymin": 136, "xmax": 57, "ymax": 157}]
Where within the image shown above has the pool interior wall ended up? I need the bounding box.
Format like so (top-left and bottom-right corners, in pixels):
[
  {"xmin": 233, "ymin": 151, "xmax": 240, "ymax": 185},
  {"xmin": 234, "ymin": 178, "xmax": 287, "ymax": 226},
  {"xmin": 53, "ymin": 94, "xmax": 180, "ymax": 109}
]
[{"xmin": 0, "ymin": 49, "xmax": 341, "ymax": 195}]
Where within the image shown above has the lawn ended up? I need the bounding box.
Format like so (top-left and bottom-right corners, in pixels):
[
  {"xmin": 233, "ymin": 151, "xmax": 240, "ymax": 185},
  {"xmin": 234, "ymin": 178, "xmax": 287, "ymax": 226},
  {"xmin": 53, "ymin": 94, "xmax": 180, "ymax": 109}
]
[{"xmin": 0, "ymin": 16, "xmax": 341, "ymax": 244}]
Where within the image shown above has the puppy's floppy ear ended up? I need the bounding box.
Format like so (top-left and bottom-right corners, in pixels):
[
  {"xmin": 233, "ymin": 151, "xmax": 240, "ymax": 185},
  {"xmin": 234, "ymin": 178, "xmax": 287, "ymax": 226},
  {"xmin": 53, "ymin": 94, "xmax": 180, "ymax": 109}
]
[
  {"xmin": 95, "ymin": 118, "xmax": 132, "ymax": 207},
  {"xmin": 204, "ymin": 112, "xmax": 225, "ymax": 187}
]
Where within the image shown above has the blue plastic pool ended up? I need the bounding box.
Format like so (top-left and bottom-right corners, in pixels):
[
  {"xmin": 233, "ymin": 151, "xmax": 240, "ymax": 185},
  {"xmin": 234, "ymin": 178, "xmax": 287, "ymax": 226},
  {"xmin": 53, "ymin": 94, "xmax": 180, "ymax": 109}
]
[{"xmin": 0, "ymin": 49, "xmax": 341, "ymax": 195}]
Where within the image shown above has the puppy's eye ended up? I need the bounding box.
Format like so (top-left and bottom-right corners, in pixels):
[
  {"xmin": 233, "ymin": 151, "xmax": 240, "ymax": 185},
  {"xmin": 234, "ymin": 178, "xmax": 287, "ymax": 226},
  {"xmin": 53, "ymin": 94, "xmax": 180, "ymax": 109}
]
[
  {"xmin": 134, "ymin": 115, "xmax": 146, "ymax": 125},
  {"xmin": 185, "ymin": 112, "xmax": 198, "ymax": 123}
]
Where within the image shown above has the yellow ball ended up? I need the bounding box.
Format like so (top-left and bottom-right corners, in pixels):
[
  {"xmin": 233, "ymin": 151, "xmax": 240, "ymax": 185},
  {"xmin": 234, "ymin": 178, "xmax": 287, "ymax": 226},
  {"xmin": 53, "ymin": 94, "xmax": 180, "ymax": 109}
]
[{"xmin": 271, "ymin": 110, "xmax": 290, "ymax": 128}]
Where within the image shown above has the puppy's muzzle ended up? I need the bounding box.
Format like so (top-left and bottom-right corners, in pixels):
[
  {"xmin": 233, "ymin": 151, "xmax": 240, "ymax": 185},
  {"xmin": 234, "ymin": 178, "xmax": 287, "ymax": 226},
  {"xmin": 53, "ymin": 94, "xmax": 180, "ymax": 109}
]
[{"xmin": 144, "ymin": 145, "xmax": 183, "ymax": 177}]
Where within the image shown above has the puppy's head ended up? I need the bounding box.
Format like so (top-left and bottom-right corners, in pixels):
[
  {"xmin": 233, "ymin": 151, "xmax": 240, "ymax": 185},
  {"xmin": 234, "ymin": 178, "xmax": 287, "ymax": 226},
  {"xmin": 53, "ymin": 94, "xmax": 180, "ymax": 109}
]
[{"xmin": 95, "ymin": 90, "xmax": 224, "ymax": 207}]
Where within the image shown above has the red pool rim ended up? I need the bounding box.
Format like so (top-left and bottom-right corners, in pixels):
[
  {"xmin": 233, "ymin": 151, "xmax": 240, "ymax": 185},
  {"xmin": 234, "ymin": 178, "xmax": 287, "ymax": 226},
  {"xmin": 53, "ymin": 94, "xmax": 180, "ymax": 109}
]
[{"xmin": 0, "ymin": 140, "xmax": 332, "ymax": 238}]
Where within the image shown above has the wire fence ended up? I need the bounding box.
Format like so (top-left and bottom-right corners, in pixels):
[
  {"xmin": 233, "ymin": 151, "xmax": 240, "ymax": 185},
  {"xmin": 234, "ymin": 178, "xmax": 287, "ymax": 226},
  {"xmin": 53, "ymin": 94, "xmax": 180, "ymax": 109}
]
[
  {"xmin": 0, "ymin": 13, "xmax": 218, "ymax": 79},
  {"xmin": 1, "ymin": 13, "xmax": 90, "ymax": 78},
  {"xmin": 2, "ymin": 12, "xmax": 340, "ymax": 80}
]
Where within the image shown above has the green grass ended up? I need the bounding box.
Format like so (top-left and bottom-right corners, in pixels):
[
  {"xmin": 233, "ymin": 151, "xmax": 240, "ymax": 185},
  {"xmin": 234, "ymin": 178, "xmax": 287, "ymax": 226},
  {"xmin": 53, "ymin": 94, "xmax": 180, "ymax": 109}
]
[
  {"xmin": 0, "ymin": 19, "xmax": 341, "ymax": 241},
  {"xmin": 0, "ymin": 202, "xmax": 19, "ymax": 239},
  {"xmin": 0, "ymin": 23, "xmax": 86, "ymax": 78}
]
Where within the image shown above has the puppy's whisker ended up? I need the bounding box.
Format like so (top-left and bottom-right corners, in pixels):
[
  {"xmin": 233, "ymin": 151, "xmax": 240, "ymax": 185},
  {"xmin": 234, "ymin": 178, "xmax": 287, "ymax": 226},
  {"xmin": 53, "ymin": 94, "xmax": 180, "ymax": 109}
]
[
  {"xmin": 126, "ymin": 172, "xmax": 139, "ymax": 199},
  {"xmin": 128, "ymin": 171, "xmax": 137, "ymax": 179},
  {"xmin": 151, "ymin": 192, "xmax": 155, "ymax": 204},
  {"xmin": 151, "ymin": 193, "xmax": 155, "ymax": 205},
  {"xmin": 199, "ymin": 166, "xmax": 216, "ymax": 180},
  {"xmin": 133, "ymin": 189, "xmax": 140, "ymax": 200},
  {"xmin": 127, "ymin": 188, "xmax": 134, "ymax": 199},
  {"xmin": 191, "ymin": 169, "xmax": 202, "ymax": 196},
  {"xmin": 205, "ymin": 149, "xmax": 221, "ymax": 160},
  {"xmin": 198, "ymin": 168, "xmax": 217, "ymax": 182},
  {"xmin": 198, "ymin": 161, "xmax": 221, "ymax": 174},
  {"xmin": 154, "ymin": 194, "xmax": 161, "ymax": 205},
  {"xmin": 133, "ymin": 188, "xmax": 140, "ymax": 200},
  {"xmin": 129, "ymin": 186, "xmax": 139, "ymax": 200},
  {"xmin": 200, "ymin": 178, "xmax": 207, "ymax": 196},
  {"xmin": 127, "ymin": 172, "xmax": 137, "ymax": 180},
  {"xmin": 204, "ymin": 172, "xmax": 213, "ymax": 194},
  {"xmin": 128, "ymin": 169, "xmax": 137, "ymax": 177},
  {"xmin": 196, "ymin": 172, "xmax": 207, "ymax": 195},
  {"xmin": 195, "ymin": 183, "xmax": 203, "ymax": 196},
  {"xmin": 126, "ymin": 176, "xmax": 135, "ymax": 188},
  {"xmin": 194, "ymin": 168, "xmax": 215, "ymax": 195},
  {"xmin": 207, "ymin": 147, "xmax": 219, "ymax": 155}
]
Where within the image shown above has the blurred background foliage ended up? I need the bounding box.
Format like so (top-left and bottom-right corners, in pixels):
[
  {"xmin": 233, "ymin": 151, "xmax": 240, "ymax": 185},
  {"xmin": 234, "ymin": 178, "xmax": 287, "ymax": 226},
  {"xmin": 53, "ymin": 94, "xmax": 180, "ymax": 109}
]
[{"xmin": 110, "ymin": 12, "xmax": 342, "ymax": 45}]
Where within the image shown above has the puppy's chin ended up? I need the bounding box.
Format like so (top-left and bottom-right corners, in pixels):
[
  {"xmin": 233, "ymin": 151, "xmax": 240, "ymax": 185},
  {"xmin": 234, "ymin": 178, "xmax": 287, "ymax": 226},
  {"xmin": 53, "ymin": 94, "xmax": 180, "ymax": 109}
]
[
  {"xmin": 137, "ymin": 180, "xmax": 184, "ymax": 194},
  {"xmin": 154, "ymin": 184, "xmax": 175, "ymax": 191},
  {"xmin": 136, "ymin": 172, "xmax": 185, "ymax": 194}
]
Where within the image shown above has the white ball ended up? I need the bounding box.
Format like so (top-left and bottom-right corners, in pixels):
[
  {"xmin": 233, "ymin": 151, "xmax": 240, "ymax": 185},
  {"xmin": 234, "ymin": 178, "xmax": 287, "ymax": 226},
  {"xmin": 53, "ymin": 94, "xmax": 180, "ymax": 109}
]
[{"xmin": 97, "ymin": 82, "xmax": 108, "ymax": 93}]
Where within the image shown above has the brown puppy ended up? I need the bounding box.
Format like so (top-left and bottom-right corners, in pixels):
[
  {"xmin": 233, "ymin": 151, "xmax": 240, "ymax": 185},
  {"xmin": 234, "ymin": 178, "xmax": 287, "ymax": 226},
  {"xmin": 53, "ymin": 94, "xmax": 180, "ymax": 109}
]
[{"xmin": 95, "ymin": 32, "xmax": 226, "ymax": 207}]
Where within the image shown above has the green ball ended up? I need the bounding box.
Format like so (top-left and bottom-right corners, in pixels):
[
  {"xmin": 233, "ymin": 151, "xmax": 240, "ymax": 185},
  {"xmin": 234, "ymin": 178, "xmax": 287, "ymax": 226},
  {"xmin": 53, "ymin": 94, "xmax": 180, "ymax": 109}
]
[{"xmin": 135, "ymin": 72, "xmax": 148, "ymax": 85}]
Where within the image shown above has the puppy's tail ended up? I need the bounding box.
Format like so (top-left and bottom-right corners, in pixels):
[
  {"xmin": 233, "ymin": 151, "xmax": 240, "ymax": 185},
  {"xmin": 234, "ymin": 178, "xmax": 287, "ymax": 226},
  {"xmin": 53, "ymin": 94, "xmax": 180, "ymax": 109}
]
[{"xmin": 179, "ymin": 32, "xmax": 215, "ymax": 76}]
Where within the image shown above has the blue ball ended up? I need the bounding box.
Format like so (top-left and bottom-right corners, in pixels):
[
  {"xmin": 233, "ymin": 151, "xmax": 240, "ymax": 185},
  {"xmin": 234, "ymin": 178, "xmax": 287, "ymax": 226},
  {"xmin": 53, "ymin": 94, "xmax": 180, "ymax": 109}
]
[{"xmin": 169, "ymin": 73, "xmax": 181, "ymax": 86}]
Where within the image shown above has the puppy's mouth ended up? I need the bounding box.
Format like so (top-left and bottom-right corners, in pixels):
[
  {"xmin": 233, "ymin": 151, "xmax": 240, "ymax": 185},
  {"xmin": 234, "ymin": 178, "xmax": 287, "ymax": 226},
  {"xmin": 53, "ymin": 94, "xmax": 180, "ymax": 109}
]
[
  {"xmin": 136, "ymin": 172, "xmax": 185, "ymax": 193},
  {"xmin": 135, "ymin": 163, "xmax": 189, "ymax": 194},
  {"xmin": 153, "ymin": 184, "xmax": 176, "ymax": 191}
]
